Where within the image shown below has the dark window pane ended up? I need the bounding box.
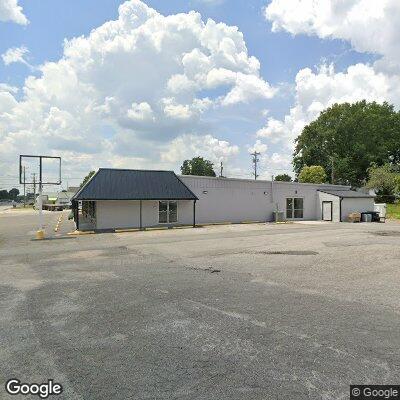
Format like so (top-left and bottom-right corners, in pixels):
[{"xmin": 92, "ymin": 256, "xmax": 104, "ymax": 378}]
[
  {"xmin": 169, "ymin": 201, "xmax": 177, "ymax": 223},
  {"xmin": 159, "ymin": 212, "xmax": 168, "ymax": 223},
  {"xmin": 159, "ymin": 201, "xmax": 168, "ymax": 212},
  {"xmin": 286, "ymin": 198, "xmax": 293, "ymax": 208},
  {"xmin": 294, "ymin": 209, "xmax": 303, "ymax": 219},
  {"xmin": 159, "ymin": 201, "xmax": 168, "ymax": 223},
  {"xmin": 286, "ymin": 209, "xmax": 293, "ymax": 219},
  {"xmin": 294, "ymin": 198, "xmax": 303, "ymax": 209}
]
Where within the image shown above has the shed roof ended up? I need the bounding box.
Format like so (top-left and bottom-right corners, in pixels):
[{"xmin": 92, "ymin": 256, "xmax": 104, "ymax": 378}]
[
  {"xmin": 318, "ymin": 189, "xmax": 375, "ymax": 198},
  {"xmin": 72, "ymin": 169, "xmax": 198, "ymax": 201}
]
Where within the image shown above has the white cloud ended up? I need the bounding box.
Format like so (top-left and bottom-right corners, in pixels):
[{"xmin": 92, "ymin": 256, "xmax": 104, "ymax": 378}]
[
  {"xmin": 221, "ymin": 72, "xmax": 275, "ymax": 105},
  {"xmin": 0, "ymin": 83, "xmax": 18, "ymax": 93},
  {"xmin": 0, "ymin": 0, "xmax": 28, "ymax": 25},
  {"xmin": 0, "ymin": 0, "xmax": 274, "ymax": 181},
  {"xmin": 258, "ymin": 151, "xmax": 293, "ymax": 179},
  {"xmin": 247, "ymin": 139, "xmax": 268, "ymax": 154},
  {"xmin": 257, "ymin": 63, "xmax": 400, "ymax": 150},
  {"xmin": 2, "ymin": 46, "xmax": 30, "ymax": 66},
  {"xmin": 265, "ymin": 0, "xmax": 400, "ymax": 68},
  {"xmin": 161, "ymin": 134, "xmax": 239, "ymax": 164},
  {"xmin": 262, "ymin": 0, "xmax": 400, "ymax": 155},
  {"xmin": 162, "ymin": 98, "xmax": 194, "ymax": 120},
  {"xmin": 127, "ymin": 102, "xmax": 154, "ymax": 122}
]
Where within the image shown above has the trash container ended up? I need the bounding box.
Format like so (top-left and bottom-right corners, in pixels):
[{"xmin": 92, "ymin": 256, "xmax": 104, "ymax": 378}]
[{"xmin": 361, "ymin": 213, "xmax": 372, "ymax": 222}]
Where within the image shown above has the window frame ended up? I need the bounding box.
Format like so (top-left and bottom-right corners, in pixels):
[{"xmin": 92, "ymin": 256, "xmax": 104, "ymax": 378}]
[
  {"xmin": 158, "ymin": 200, "xmax": 178, "ymax": 224},
  {"xmin": 286, "ymin": 197, "xmax": 304, "ymax": 220}
]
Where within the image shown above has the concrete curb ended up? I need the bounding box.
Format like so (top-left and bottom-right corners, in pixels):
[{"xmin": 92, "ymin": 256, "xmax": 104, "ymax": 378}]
[
  {"xmin": 67, "ymin": 220, "xmax": 272, "ymax": 236},
  {"xmin": 67, "ymin": 230, "xmax": 96, "ymax": 236}
]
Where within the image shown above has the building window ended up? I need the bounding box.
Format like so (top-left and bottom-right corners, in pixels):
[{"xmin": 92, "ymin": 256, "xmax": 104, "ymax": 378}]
[
  {"xmin": 159, "ymin": 201, "xmax": 178, "ymax": 223},
  {"xmin": 286, "ymin": 198, "xmax": 303, "ymax": 219},
  {"xmin": 82, "ymin": 201, "xmax": 96, "ymax": 220}
]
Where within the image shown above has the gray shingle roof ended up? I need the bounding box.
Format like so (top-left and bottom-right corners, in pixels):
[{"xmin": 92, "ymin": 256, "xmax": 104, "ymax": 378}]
[
  {"xmin": 318, "ymin": 189, "xmax": 375, "ymax": 198},
  {"xmin": 72, "ymin": 169, "xmax": 198, "ymax": 201}
]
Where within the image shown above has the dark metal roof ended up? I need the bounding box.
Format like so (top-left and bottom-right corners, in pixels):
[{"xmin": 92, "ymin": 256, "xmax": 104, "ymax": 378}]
[
  {"xmin": 318, "ymin": 189, "xmax": 375, "ymax": 198},
  {"xmin": 72, "ymin": 169, "xmax": 198, "ymax": 201}
]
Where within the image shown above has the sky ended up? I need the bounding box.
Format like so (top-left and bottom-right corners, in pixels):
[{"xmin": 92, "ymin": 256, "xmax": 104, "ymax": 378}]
[{"xmin": 0, "ymin": 0, "xmax": 399, "ymax": 191}]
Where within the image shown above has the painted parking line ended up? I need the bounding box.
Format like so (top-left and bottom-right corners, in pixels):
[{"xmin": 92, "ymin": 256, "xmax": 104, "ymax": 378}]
[{"xmin": 54, "ymin": 214, "xmax": 63, "ymax": 232}]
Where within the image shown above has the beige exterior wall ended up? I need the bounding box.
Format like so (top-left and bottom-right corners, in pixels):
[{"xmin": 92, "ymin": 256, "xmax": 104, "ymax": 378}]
[
  {"xmin": 180, "ymin": 176, "xmax": 274, "ymax": 223},
  {"xmin": 96, "ymin": 200, "xmax": 140, "ymax": 230},
  {"xmin": 95, "ymin": 200, "xmax": 193, "ymax": 230},
  {"xmin": 180, "ymin": 176, "xmax": 349, "ymax": 223},
  {"xmin": 341, "ymin": 198, "xmax": 375, "ymax": 222}
]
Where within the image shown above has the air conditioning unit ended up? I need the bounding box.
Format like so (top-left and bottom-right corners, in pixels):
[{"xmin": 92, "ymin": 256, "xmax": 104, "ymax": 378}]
[{"xmin": 274, "ymin": 211, "xmax": 285, "ymax": 223}]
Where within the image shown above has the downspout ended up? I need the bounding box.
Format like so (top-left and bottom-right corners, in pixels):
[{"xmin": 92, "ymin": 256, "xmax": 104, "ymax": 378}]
[
  {"xmin": 271, "ymin": 177, "xmax": 274, "ymax": 204},
  {"xmin": 339, "ymin": 197, "xmax": 343, "ymax": 222}
]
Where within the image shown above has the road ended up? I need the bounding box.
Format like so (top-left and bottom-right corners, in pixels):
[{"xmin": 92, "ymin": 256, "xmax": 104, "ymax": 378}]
[{"xmin": 0, "ymin": 211, "xmax": 399, "ymax": 399}]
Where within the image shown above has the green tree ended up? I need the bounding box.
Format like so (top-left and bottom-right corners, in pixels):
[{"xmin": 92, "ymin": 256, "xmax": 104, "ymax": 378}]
[
  {"xmin": 80, "ymin": 171, "xmax": 96, "ymax": 188},
  {"xmin": 298, "ymin": 165, "xmax": 327, "ymax": 184},
  {"xmin": 366, "ymin": 164, "xmax": 399, "ymax": 203},
  {"xmin": 293, "ymin": 101, "xmax": 400, "ymax": 187},
  {"xmin": 180, "ymin": 157, "xmax": 216, "ymax": 177},
  {"xmin": 8, "ymin": 188, "xmax": 19, "ymax": 199},
  {"xmin": 274, "ymin": 174, "xmax": 292, "ymax": 182}
]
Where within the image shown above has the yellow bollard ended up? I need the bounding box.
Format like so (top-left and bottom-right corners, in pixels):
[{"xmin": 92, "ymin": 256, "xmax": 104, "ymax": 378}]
[{"xmin": 36, "ymin": 230, "xmax": 45, "ymax": 240}]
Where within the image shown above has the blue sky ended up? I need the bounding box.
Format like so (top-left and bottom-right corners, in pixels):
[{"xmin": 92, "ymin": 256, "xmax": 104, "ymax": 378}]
[
  {"xmin": 0, "ymin": 0, "xmax": 373, "ymax": 86},
  {"xmin": 0, "ymin": 0, "xmax": 392, "ymax": 189}
]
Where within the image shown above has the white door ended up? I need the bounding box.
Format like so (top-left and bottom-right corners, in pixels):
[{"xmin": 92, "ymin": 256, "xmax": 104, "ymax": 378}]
[{"xmin": 322, "ymin": 201, "xmax": 332, "ymax": 221}]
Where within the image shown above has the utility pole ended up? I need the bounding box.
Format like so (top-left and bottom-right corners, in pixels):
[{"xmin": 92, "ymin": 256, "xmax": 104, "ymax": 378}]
[
  {"xmin": 23, "ymin": 166, "xmax": 26, "ymax": 208},
  {"xmin": 32, "ymin": 173, "xmax": 36, "ymax": 202},
  {"xmin": 220, "ymin": 161, "xmax": 224, "ymax": 178},
  {"xmin": 251, "ymin": 151, "xmax": 260, "ymax": 180},
  {"xmin": 38, "ymin": 157, "xmax": 43, "ymax": 230}
]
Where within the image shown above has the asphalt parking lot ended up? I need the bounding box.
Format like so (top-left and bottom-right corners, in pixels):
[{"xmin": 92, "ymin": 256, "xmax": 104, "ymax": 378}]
[{"xmin": 1, "ymin": 210, "xmax": 400, "ymax": 399}]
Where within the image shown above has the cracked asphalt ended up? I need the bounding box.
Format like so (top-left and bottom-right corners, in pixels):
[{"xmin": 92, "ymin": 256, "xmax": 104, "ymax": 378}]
[{"xmin": 1, "ymin": 210, "xmax": 399, "ymax": 399}]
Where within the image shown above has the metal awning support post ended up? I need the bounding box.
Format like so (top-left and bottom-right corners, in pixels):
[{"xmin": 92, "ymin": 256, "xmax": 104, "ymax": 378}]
[
  {"xmin": 72, "ymin": 200, "xmax": 79, "ymax": 231},
  {"xmin": 139, "ymin": 200, "xmax": 143, "ymax": 230},
  {"xmin": 193, "ymin": 200, "xmax": 196, "ymax": 228}
]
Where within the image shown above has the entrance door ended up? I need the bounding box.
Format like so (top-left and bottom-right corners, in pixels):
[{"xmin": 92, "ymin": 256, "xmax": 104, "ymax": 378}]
[
  {"xmin": 286, "ymin": 198, "xmax": 304, "ymax": 219},
  {"xmin": 322, "ymin": 201, "xmax": 333, "ymax": 221}
]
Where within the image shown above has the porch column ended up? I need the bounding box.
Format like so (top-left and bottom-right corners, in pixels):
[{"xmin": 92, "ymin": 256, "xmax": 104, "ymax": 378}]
[
  {"xmin": 72, "ymin": 200, "xmax": 79, "ymax": 231},
  {"xmin": 139, "ymin": 200, "xmax": 143, "ymax": 230},
  {"xmin": 193, "ymin": 200, "xmax": 196, "ymax": 228}
]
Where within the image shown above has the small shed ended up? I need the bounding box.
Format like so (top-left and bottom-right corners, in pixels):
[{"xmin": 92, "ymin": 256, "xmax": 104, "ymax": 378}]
[{"xmin": 317, "ymin": 189, "xmax": 375, "ymax": 222}]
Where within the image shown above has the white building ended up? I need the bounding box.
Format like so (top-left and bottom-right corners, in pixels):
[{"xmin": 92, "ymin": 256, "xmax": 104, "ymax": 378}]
[{"xmin": 71, "ymin": 169, "xmax": 375, "ymax": 231}]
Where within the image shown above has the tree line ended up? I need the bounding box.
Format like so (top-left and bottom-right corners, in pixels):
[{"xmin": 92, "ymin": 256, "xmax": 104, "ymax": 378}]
[
  {"xmin": 0, "ymin": 188, "xmax": 20, "ymax": 200},
  {"xmin": 292, "ymin": 100, "xmax": 400, "ymax": 202}
]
